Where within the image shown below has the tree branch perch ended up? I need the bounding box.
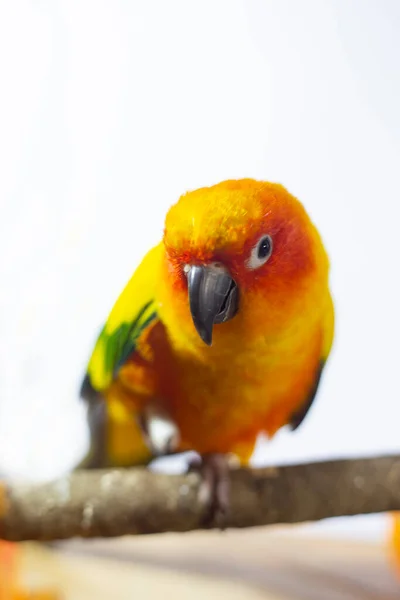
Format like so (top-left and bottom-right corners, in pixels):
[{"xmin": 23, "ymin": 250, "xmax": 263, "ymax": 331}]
[{"xmin": 1, "ymin": 454, "xmax": 400, "ymax": 542}]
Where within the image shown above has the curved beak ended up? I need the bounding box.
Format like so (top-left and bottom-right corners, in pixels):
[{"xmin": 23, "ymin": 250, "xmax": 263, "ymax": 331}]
[{"xmin": 187, "ymin": 265, "xmax": 239, "ymax": 346}]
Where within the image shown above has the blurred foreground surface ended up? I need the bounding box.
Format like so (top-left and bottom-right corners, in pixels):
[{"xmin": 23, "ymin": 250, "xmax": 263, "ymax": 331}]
[{"xmin": 13, "ymin": 527, "xmax": 400, "ymax": 599}]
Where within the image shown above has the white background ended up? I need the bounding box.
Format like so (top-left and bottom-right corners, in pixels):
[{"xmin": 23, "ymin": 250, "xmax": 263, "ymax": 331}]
[{"xmin": 0, "ymin": 0, "xmax": 399, "ymax": 541}]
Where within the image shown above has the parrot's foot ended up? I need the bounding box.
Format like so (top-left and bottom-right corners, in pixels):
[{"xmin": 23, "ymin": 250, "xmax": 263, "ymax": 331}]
[
  {"xmin": 189, "ymin": 453, "xmax": 232, "ymax": 529},
  {"xmin": 138, "ymin": 405, "xmax": 180, "ymax": 457}
]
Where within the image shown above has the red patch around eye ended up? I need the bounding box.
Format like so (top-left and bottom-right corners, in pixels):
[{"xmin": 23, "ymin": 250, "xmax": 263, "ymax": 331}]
[
  {"xmin": 235, "ymin": 217, "xmax": 315, "ymax": 293},
  {"xmin": 282, "ymin": 223, "xmax": 315, "ymax": 277}
]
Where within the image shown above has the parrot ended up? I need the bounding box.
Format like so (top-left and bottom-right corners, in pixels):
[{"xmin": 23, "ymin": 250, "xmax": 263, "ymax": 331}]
[{"xmin": 80, "ymin": 178, "xmax": 334, "ymax": 519}]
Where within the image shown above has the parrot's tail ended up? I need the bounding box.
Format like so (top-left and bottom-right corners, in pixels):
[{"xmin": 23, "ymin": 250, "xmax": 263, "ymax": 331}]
[{"xmin": 79, "ymin": 395, "xmax": 153, "ymax": 469}]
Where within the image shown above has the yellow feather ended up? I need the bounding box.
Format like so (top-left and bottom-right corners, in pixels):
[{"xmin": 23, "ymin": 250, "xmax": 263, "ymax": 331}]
[
  {"xmin": 105, "ymin": 243, "xmax": 162, "ymax": 334},
  {"xmin": 87, "ymin": 243, "xmax": 163, "ymax": 391}
]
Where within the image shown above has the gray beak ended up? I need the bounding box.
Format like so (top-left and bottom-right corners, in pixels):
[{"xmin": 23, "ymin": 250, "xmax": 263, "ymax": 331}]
[{"xmin": 187, "ymin": 265, "xmax": 239, "ymax": 346}]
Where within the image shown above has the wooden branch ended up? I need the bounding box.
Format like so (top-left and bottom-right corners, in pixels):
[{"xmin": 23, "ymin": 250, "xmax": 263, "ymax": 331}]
[{"xmin": 1, "ymin": 454, "xmax": 400, "ymax": 542}]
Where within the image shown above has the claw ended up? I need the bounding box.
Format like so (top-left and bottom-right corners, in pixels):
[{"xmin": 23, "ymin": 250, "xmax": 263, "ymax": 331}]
[
  {"xmin": 138, "ymin": 406, "xmax": 180, "ymax": 457},
  {"xmin": 189, "ymin": 453, "xmax": 232, "ymax": 529}
]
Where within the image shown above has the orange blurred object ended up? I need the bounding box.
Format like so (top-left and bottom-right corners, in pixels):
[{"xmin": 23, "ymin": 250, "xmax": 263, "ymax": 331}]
[
  {"xmin": 0, "ymin": 541, "xmax": 58, "ymax": 600},
  {"xmin": 391, "ymin": 513, "xmax": 400, "ymax": 575},
  {"xmin": 10, "ymin": 592, "xmax": 59, "ymax": 600},
  {"xmin": 0, "ymin": 541, "xmax": 18, "ymax": 600}
]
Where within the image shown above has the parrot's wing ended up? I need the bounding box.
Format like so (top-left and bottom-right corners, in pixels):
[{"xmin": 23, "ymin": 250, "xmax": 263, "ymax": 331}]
[
  {"xmin": 289, "ymin": 361, "xmax": 325, "ymax": 430},
  {"xmin": 289, "ymin": 290, "xmax": 334, "ymax": 430},
  {"xmin": 79, "ymin": 243, "xmax": 163, "ymax": 469},
  {"xmin": 80, "ymin": 242, "xmax": 163, "ymax": 402}
]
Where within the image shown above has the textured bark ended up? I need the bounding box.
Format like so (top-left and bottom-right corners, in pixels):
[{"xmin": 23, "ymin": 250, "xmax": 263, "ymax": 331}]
[{"xmin": 0, "ymin": 454, "xmax": 399, "ymax": 542}]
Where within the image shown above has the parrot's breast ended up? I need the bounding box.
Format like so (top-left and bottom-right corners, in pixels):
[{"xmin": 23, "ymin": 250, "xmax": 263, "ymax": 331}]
[{"xmin": 137, "ymin": 319, "xmax": 324, "ymax": 460}]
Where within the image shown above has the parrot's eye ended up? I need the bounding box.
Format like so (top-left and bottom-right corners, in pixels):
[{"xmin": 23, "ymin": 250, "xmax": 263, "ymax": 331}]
[{"xmin": 247, "ymin": 235, "xmax": 273, "ymax": 270}]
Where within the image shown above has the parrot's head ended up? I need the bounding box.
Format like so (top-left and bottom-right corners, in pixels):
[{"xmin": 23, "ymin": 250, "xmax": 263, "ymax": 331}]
[{"xmin": 162, "ymin": 179, "xmax": 329, "ymax": 347}]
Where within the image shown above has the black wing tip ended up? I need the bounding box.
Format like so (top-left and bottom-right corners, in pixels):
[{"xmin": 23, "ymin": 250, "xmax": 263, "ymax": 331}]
[
  {"xmin": 76, "ymin": 399, "xmax": 108, "ymax": 469},
  {"xmin": 289, "ymin": 359, "xmax": 326, "ymax": 431},
  {"xmin": 80, "ymin": 373, "xmax": 102, "ymax": 404}
]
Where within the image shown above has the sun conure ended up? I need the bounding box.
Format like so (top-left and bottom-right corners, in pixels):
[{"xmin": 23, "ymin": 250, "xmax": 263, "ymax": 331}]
[{"xmin": 80, "ymin": 179, "xmax": 334, "ymax": 514}]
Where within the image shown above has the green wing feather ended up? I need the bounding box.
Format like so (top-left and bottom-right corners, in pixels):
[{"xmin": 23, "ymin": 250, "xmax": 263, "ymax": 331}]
[{"xmin": 80, "ymin": 243, "xmax": 162, "ymax": 402}]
